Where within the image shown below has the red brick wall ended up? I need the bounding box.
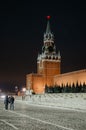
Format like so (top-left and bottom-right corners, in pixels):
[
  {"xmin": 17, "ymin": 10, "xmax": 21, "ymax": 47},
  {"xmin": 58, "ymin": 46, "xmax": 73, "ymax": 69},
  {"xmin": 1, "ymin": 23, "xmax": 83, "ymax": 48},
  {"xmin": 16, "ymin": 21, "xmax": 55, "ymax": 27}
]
[
  {"xmin": 26, "ymin": 73, "xmax": 44, "ymax": 94},
  {"xmin": 54, "ymin": 69, "xmax": 86, "ymax": 86},
  {"xmin": 26, "ymin": 59, "xmax": 61, "ymax": 93},
  {"xmin": 42, "ymin": 60, "xmax": 60, "ymax": 86}
]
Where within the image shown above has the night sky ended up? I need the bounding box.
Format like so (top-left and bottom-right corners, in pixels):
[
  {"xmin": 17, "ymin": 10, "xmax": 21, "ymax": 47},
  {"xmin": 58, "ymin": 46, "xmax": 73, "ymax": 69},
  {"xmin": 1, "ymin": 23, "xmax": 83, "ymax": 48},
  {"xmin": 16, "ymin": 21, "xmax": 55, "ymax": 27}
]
[{"xmin": 0, "ymin": 1, "xmax": 86, "ymax": 90}]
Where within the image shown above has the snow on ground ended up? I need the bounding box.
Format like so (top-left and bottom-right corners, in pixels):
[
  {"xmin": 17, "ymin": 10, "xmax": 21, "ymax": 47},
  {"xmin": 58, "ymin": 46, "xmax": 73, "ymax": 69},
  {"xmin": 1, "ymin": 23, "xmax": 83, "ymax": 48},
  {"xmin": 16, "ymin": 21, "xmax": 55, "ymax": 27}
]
[{"xmin": 16, "ymin": 93, "xmax": 86, "ymax": 110}]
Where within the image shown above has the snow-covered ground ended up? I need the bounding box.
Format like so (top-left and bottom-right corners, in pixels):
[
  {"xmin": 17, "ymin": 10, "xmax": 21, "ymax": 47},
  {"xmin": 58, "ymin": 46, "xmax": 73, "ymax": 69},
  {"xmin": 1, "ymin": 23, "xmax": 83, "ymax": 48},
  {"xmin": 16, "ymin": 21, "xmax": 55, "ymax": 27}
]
[
  {"xmin": 16, "ymin": 93, "xmax": 86, "ymax": 111},
  {"xmin": 0, "ymin": 93, "xmax": 86, "ymax": 130}
]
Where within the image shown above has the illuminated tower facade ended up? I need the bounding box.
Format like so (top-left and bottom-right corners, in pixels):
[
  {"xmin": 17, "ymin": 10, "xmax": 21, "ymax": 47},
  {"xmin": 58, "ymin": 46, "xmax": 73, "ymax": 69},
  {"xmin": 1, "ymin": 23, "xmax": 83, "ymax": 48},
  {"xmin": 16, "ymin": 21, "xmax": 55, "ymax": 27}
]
[{"xmin": 37, "ymin": 16, "xmax": 61, "ymax": 86}]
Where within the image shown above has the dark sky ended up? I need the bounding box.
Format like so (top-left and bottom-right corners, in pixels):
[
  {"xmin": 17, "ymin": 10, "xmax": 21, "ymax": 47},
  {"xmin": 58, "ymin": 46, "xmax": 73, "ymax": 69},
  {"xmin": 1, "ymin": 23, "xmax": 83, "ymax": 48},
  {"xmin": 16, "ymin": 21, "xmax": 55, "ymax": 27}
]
[{"xmin": 0, "ymin": 1, "xmax": 86, "ymax": 89}]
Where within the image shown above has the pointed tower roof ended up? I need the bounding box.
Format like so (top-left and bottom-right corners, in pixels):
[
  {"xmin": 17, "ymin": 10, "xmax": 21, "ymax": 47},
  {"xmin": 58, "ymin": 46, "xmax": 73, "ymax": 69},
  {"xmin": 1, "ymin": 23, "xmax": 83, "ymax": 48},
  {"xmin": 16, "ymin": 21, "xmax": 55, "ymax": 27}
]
[
  {"xmin": 44, "ymin": 16, "xmax": 54, "ymax": 44},
  {"xmin": 46, "ymin": 20, "xmax": 51, "ymax": 34}
]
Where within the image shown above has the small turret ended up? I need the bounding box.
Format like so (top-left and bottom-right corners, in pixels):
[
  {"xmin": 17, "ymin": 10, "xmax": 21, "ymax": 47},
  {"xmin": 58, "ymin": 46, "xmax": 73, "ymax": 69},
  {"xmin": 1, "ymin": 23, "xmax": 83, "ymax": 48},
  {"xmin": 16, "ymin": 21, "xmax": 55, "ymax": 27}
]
[{"xmin": 57, "ymin": 51, "xmax": 61, "ymax": 60}]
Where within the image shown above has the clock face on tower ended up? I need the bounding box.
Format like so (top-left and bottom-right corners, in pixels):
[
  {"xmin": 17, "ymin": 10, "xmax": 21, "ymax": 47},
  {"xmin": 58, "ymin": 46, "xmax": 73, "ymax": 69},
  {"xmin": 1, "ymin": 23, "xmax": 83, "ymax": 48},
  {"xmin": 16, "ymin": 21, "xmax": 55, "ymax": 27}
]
[
  {"xmin": 42, "ymin": 45, "xmax": 54, "ymax": 53},
  {"xmin": 48, "ymin": 46, "xmax": 54, "ymax": 53}
]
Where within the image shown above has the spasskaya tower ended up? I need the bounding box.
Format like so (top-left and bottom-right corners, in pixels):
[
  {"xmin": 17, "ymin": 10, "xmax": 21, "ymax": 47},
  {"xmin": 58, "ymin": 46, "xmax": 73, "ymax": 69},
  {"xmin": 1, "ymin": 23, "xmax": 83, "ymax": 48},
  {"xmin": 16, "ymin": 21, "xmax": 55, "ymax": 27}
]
[
  {"xmin": 26, "ymin": 16, "xmax": 61, "ymax": 93},
  {"xmin": 37, "ymin": 16, "xmax": 61, "ymax": 86}
]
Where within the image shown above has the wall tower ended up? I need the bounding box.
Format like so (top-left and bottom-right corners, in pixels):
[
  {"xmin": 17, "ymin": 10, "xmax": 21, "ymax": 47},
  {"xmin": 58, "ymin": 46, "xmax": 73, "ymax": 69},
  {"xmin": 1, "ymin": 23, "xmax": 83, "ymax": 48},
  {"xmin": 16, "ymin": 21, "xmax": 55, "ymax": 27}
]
[{"xmin": 37, "ymin": 16, "xmax": 61, "ymax": 86}]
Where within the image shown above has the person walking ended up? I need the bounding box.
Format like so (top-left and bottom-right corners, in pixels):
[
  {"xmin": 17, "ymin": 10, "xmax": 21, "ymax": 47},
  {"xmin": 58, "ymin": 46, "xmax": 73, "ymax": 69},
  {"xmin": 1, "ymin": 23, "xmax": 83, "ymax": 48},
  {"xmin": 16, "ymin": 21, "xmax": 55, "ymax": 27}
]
[
  {"xmin": 4, "ymin": 95, "xmax": 9, "ymax": 110},
  {"xmin": 10, "ymin": 96, "xmax": 15, "ymax": 110}
]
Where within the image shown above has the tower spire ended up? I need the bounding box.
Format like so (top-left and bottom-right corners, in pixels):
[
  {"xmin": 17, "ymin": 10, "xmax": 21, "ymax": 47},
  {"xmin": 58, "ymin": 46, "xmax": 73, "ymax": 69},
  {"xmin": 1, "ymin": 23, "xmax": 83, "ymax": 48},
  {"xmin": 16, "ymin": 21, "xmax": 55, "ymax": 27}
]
[
  {"xmin": 46, "ymin": 16, "xmax": 51, "ymax": 34},
  {"xmin": 43, "ymin": 16, "xmax": 54, "ymax": 44}
]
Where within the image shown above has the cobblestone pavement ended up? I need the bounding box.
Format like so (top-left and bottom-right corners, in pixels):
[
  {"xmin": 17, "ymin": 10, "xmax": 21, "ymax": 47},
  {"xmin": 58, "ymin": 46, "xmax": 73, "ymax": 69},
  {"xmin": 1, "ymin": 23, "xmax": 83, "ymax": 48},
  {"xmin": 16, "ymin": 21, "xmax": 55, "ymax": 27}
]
[{"xmin": 0, "ymin": 98, "xmax": 86, "ymax": 130}]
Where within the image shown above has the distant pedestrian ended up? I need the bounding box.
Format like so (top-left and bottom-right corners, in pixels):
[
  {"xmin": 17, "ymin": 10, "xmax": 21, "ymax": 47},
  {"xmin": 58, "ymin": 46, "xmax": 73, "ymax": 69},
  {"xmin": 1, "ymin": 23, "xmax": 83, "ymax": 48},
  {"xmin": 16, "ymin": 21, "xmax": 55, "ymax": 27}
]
[
  {"xmin": 8, "ymin": 96, "xmax": 11, "ymax": 103},
  {"xmin": 4, "ymin": 95, "xmax": 9, "ymax": 110},
  {"xmin": 10, "ymin": 96, "xmax": 15, "ymax": 110},
  {"xmin": 29, "ymin": 90, "xmax": 32, "ymax": 98},
  {"xmin": 22, "ymin": 95, "xmax": 25, "ymax": 100}
]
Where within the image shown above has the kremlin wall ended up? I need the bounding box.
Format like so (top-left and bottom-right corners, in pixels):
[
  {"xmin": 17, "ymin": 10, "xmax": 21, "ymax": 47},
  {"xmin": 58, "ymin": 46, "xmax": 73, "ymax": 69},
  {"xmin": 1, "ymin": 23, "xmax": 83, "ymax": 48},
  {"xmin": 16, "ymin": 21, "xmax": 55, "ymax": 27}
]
[
  {"xmin": 54, "ymin": 69, "xmax": 86, "ymax": 86},
  {"xmin": 26, "ymin": 17, "xmax": 86, "ymax": 94}
]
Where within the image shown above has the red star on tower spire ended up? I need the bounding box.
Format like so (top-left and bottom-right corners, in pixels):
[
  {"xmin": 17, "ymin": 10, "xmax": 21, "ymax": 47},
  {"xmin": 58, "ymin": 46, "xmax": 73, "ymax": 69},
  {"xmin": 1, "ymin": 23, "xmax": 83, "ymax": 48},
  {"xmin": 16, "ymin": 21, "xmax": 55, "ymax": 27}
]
[{"xmin": 47, "ymin": 15, "xmax": 51, "ymax": 20}]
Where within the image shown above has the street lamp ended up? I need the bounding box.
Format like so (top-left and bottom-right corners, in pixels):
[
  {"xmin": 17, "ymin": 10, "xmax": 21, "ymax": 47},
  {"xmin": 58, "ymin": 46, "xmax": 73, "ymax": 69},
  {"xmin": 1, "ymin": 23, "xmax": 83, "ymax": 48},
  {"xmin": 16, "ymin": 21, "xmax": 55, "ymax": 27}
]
[{"xmin": 22, "ymin": 88, "xmax": 26, "ymax": 92}]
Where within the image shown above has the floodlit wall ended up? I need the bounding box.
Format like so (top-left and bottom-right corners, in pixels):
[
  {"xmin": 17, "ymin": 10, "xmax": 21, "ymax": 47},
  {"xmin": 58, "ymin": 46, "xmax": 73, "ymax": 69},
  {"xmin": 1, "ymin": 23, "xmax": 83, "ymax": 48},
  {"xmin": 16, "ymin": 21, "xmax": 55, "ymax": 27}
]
[
  {"xmin": 54, "ymin": 69, "xmax": 86, "ymax": 86},
  {"xmin": 26, "ymin": 73, "xmax": 44, "ymax": 94}
]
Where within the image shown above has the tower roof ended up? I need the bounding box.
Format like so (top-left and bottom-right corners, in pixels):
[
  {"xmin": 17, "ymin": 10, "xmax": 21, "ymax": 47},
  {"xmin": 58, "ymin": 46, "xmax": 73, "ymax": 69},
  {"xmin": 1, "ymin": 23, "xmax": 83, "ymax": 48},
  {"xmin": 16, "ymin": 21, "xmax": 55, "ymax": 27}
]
[
  {"xmin": 46, "ymin": 20, "xmax": 51, "ymax": 34},
  {"xmin": 44, "ymin": 16, "xmax": 54, "ymax": 44},
  {"xmin": 37, "ymin": 16, "xmax": 61, "ymax": 61}
]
